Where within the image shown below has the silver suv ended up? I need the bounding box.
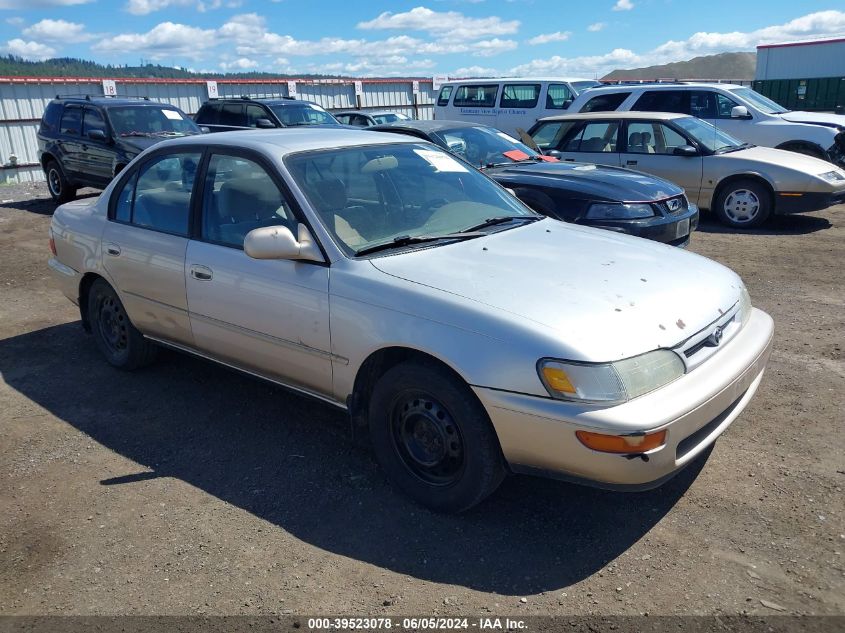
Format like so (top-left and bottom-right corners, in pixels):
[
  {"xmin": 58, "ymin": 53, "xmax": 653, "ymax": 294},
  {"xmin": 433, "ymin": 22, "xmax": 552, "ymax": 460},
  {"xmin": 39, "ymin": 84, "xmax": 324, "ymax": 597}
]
[{"xmin": 567, "ymin": 83, "xmax": 845, "ymax": 167}]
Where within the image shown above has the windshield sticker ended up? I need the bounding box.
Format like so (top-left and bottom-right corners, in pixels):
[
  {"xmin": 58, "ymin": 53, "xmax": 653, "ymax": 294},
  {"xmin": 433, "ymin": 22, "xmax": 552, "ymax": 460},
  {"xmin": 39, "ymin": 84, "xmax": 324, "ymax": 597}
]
[
  {"xmin": 503, "ymin": 149, "xmax": 530, "ymax": 161},
  {"xmin": 414, "ymin": 149, "xmax": 469, "ymax": 172},
  {"xmin": 162, "ymin": 110, "xmax": 184, "ymax": 120},
  {"xmin": 537, "ymin": 155, "xmax": 560, "ymax": 162}
]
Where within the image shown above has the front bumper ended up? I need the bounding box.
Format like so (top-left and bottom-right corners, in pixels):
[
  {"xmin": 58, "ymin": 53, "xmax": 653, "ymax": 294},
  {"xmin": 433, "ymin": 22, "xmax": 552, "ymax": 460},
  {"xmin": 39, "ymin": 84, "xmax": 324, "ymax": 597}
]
[
  {"xmin": 474, "ymin": 308, "xmax": 774, "ymax": 489},
  {"xmin": 775, "ymin": 188, "xmax": 845, "ymax": 215},
  {"xmin": 580, "ymin": 204, "xmax": 699, "ymax": 247}
]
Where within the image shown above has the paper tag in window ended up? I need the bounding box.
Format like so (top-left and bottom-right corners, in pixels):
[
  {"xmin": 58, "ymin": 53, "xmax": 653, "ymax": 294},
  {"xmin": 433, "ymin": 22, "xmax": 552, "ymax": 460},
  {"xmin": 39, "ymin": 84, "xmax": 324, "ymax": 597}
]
[
  {"xmin": 162, "ymin": 109, "xmax": 184, "ymax": 120},
  {"xmin": 414, "ymin": 149, "xmax": 468, "ymax": 172}
]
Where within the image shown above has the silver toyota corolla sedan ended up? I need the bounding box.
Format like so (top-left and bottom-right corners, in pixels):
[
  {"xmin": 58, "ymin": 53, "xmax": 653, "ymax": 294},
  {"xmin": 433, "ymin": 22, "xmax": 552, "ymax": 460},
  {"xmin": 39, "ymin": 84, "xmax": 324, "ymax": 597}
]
[{"xmin": 48, "ymin": 128, "xmax": 774, "ymax": 512}]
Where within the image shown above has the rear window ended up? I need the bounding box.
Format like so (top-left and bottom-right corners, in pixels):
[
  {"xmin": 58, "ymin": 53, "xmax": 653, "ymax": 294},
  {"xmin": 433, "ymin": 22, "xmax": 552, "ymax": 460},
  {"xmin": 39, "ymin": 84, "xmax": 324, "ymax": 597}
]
[
  {"xmin": 437, "ymin": 86, "xmax": 453, "ymax": 107},
  {"xmin": 40, "ymin": 102, "xmax": 63, "ymax": 134},
  {"xmin": 632, "ymin": 90, "xmax": 688, "ymax": 114},
  {"xmin": 581, "ymin": 92, "xmax": 630, "ymax": 113},
  {"xmin": 500, "ymin": 84, "xmax": 540, "ymax": 109},
  {"xmin": 452, "ymin": 84, "xmax": 499, "ymax": 108}
]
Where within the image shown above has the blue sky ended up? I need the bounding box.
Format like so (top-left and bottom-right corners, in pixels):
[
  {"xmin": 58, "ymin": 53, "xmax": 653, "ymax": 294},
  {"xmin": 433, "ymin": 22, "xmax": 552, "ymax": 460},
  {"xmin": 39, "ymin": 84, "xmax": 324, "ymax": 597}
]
[{"xmin": 1, "ymin": 1, "xmax": 844, "ymax": 77}]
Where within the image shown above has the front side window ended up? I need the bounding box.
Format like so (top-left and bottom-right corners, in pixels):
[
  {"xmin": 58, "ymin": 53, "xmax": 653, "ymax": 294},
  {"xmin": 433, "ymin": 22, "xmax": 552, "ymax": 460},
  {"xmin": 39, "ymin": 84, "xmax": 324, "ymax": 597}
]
[
  {"xmin": 632, "ymin": 90, "xmax": 688, "ymax": 114},
  {"xmin": 112, "ymin": 152, "xmax": 201, "ymax": 236},
  {"xmin": 83, "ymin": 108, "xmax": 107, "ymax": 136},
  {"xmin": 530, "ymin": 121, "xmax": 577, "ymax": 150},
  {"xmin": 218, "ymin": 104, "xmax": 243, "ymax": 126},
  {"xmin": 625, "ymin": 122, "xmax": 687, "ymax": 155},
  {"xmin": 107, "ymin": 106, "xmax": 200, "ymax": 136},
  {"xmin": 715, "ymin": 93, "xmax": 741, "ymax": 118},
  {"xmin": 564, "ymin": 121, "xmax": 619, "ymax": 152},
  {"xmin": 581, "ymin": 92, "xmax": 630, "ymax": 113},
  {"xmin": 201, "ymin": 154, "xmax": 295, "ymax": 248},
  {"xmin": 60, "ymin": 107, "xmax": 82, "ymax": 136},
  {"xmin": 437, "ymin": 86, "xmax": 453, "ymax": 107},
  {"xmin": 689, "ymin": 91, "xmax": 717, "ymax": 119},
  {"xmin": 452, "ymin": 84, "xmax": 498, "ymax": 108},
  {"xmin": 500, "ymin": 84, "xmax": 540, "ymax": 108},
  {"xmin": 269, "ymin": 103, "xmax": 338, "ymax": 126},
  {"xmin": 285, "ymin": 143, "xmax": 533, "ymax": 255},
  {"xmin": 246, "ymin": 104, "xmax": 271, "ymax": 127},
  {"xmin": 546, "ymin": 84, "xmax": 573, "ymax": 109}
]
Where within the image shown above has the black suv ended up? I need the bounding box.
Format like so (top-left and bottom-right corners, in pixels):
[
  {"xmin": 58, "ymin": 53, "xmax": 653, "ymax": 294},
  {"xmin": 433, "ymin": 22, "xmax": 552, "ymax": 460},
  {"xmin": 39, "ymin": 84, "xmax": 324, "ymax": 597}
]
[
  {"xmin": 194, "ymin": 96, "xmax": 341, "ymax": 132},
  {"xmin": 37, "ymin": 95, "xmax": 201, "ymax": 203}
]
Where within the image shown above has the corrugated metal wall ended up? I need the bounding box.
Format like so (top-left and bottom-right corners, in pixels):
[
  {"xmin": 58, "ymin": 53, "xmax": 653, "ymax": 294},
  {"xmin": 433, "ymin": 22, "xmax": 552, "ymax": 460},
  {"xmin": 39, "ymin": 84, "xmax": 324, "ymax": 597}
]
[
  {"xmin": 755, "ymin": 40, "xmax": 845, "ymax": 81},
  {"xmin": 0, "ymin": 77, "xmax": 437, "ymax": 183}
]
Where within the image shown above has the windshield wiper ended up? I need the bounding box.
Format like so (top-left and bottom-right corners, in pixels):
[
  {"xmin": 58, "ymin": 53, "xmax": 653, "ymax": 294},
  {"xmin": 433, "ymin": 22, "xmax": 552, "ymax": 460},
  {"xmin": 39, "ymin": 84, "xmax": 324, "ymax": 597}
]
[
  {"xmin": 355, "ymin": 232, "xmax": 484, "ymax": 257},
  {"xmin": 715, "ymin": 142, "xmax": 753, "ymax": 154},
  {"xmin": 460, "ymin": 215, "xmax": 542, "ymax": 233},
  {"xmin": 119, "ymin": 131, "xmax": 154, "ymax": 137}
]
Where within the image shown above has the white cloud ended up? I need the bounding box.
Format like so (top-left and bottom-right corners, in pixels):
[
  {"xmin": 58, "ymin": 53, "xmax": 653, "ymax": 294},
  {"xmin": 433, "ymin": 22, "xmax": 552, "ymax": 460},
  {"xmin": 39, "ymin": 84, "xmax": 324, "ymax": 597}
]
[
  {"xmin": 23, "ymin": 19, "xmax": 90, "ymax": 42},
  {"xmin": 357, "ymin": 6, "xmax": 519, "ymax": 39},
  {"xmin": 2, "ymin": 38, "xmax": 56, "ymax": 59},
  {"xmin": 0, "ymin": 0, "xmax": 91, "ymax": 7},
  {"xmin": 5, "ymin": 16, "xmax": 23, "ymax": 24},
  {"xmin": 92, "ymin": 22, "xmax": 218, "ymax": 60},
  {"xmin": 125, "ymin": 0, "xmax": 235, "ymax": 14},
  {"xmin": 220, "ymin": 56, "xmax": 257, "ymax": 71},
  {"xmin": 527, "ymin": 31, "xmax": 570, "ymax": 45},
  {"xmin": 613, "ymin": 0, "xmax": 634, "ymax": 11},
  {"xmin": 306, "ymin": 56, "xmax": 436, "ymax": 78},
  {"xmin": 587, "ymin": 22, "xmax": 606, "ymax": 32},
  {"xmin": 451, "ymin": 65, "xmax": 498, "ymax": 77}
]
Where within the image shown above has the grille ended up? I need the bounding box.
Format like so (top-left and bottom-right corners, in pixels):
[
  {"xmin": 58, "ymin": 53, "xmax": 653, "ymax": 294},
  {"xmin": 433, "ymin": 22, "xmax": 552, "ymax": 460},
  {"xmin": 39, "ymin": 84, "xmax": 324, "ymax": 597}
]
[{"xmin": 660, "ymin": 195, "xmax": 688, "ymax": 216}]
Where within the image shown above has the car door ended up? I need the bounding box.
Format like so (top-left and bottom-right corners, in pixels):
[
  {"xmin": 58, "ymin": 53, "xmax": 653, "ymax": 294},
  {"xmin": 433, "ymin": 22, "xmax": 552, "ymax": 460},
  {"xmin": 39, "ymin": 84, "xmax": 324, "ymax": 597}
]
[
  {"xmin": 81, "ymin": 106, "xmax": 114, "ymax": 185},
  {"xmin": 56, "ymin": 105, "xmax": 84, "ymax": 178},
  {"xmin": 619, "ymin": 120, "xmax": 703, "ymax": 202},
  {"xmin": 101, "ymin": 149, "xmax": 201, "ymax": 346},
  {"xmin": 184, "ymin": 150, "xmax": 332, "ymax": 395},
  {"xmin": 553, "ymin": 120, "xmax": 622, "ymax": 167}
]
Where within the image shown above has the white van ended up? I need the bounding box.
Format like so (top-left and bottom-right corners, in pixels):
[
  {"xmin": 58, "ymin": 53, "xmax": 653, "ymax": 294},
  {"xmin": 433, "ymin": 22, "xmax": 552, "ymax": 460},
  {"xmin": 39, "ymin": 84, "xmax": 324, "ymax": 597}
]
[{"xmin": 433, "ymin": 77, "xmax": 601, "ymax": 137}]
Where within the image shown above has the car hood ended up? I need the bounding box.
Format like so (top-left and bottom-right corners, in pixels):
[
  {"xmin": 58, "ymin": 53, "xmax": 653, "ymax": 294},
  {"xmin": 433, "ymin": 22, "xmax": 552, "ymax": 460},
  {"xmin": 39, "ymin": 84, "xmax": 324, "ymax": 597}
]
[
  {"xmin": 721, "ymin": 145, "xmax": 833, "ymax": 174},
  {"xmin": 486, "ymin": 161, "xmax": 683, "ymax": 201},
  {"xmin": 368, "ymin": 220, "xmax": 741, "ymax": 361},
  {"xmin": 779, "ymin": 111, "xmax": 845, "ymax": 129},
  {"xmin": 119, "ymin": 136, "xmax": 170, "ymax": 153}
]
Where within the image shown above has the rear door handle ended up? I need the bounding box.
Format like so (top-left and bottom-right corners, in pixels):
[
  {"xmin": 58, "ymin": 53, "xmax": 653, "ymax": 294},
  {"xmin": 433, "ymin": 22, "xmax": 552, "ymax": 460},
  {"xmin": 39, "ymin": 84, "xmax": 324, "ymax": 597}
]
[
  {"xmin": 626, "ymin": 160, "xmax": 638, "ymax": 166},
  {"xmin": 105, "ymin": 243, "xmax": 121, "ymax": 256},
  {"xmin": 190, "ymin": 265, "xmax": 213, "ymax": 281}
]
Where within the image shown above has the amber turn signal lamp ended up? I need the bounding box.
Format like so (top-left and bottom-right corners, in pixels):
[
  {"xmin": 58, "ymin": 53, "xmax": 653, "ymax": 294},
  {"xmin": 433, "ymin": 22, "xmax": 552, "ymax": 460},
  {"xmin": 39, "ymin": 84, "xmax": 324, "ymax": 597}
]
[{"xmin": 576, "ymin": 429, "xmax": 667, "ymax": 454}]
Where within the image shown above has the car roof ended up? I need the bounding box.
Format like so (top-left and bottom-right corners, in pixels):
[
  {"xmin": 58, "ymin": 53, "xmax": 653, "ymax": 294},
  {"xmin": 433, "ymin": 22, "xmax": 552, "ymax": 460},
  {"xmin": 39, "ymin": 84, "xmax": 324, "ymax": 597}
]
[
  {"xmin": 440, "ymin": 77, "xmax": 595, "ymax": 85},
  {"xmin": 538, "ymin": 111, "xmax": 691, "ymax": 122},
  {"xmin": 155, "ymin": 127, "xmax": 420, "ymax": 155},
  {"xmin": 576, "ymin": 82, "xmax": 746, "ymax": 95},
  {"xmin": 207, "ymin": 97, "xmax": 319, "ymax": 106},
  {"xmin": 53, "ymin": 97, "xmax": 179, "ymax": 107},
  {"xmin": 372, "ymin": 119, "xmax": 483, "ymax": 134}
]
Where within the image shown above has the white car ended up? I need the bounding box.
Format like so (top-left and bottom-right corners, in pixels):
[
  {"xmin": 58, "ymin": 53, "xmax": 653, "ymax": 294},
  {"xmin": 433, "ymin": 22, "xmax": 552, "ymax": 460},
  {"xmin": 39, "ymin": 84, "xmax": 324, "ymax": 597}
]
[
  {"xmin": 48, "ymin": 128, "xmax": 773, "ymax": 512},
  {"xmin": 566, "ymin": 82, "xmax": 845, "ymax": 167}
]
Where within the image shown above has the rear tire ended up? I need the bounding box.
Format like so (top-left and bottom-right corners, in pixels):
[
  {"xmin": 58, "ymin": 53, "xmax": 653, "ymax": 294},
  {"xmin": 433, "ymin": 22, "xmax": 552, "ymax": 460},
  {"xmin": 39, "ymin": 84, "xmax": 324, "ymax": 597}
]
[
  {"xmin": 714, "ymin": 179, "xmax": 771, "ymax": 229},
  {"xmin": 368, "ymin": 360, "xmax": 506, "ymax": 513},
  {"xmin": 88, "ymin": 279, "xmax": 157, "ymax": 370},
  {"xmin": 45, "ymin": 160, "xmax": 76, "ymax": 204}
]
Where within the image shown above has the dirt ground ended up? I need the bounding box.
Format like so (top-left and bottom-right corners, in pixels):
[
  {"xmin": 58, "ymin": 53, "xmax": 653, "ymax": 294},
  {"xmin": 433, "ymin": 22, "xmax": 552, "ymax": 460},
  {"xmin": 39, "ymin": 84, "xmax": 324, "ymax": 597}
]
[{"xmin": 0, "ymin": 181, "xmax": 842, "ymax": 618}]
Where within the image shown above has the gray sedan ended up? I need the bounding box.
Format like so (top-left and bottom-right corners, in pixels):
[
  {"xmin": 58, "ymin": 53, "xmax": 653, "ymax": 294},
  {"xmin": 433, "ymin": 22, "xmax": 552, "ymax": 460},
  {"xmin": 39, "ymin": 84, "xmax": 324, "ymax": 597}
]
[{"xmin": 48, "ymin": 128, "xmax": 773, "ymax": 512}]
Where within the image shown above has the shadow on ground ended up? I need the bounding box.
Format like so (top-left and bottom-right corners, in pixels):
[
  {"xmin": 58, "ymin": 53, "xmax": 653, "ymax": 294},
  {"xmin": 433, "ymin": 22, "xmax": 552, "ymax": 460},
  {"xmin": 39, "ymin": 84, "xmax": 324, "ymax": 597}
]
[
  {"xmin": 0, "ymin": 190, "xmax": 98, "ymax": 216},
  {"xmin": 0, "ymin": 322, "xmax": 708, "ymax": 595},
  {"xmin": 696, "ymin": 210, "xmax": 831, "ymax": 236}
]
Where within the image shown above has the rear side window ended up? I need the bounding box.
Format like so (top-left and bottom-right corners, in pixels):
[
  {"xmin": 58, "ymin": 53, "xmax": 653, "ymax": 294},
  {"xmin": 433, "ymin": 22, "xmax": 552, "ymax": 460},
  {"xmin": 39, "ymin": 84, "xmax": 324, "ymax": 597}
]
[
  {"xmin": 40, "ymin": 102, "xmax": 63, "ymax": 134},
  {"xmin": 437, "ymin": 86, "xmax": 453, "ymax": 107},
  {"xmin": 452, "ymin": 84, "xmax": 498, "ymax": 108},
  {"xmin": 218, "ymin": 103, "xmax": 243, "ymax": 126},
  {"xmin": 632, "ymin": 90, "xmax": 688, "ymax": 114},
  {"xmin": 500, "ymin": 84, "xmax": 540, "ymax": 109},
  {"xmin": 564, "ymin": 121, "xmax": 619, "ymax": 152},
  {"xmin": 60, "ymin": 107, "xmax": 82, "ymax": 136},
  {"xmin": 546, "ymin": 84, "xmax": 573, "ymax": 109},
  {"xmin": 195, "ymin": 103, "xmax": 220, "ymax": 125},
  {"xmin": 581, "ymin": 92, "xmax": 630, "ymax": 113}
]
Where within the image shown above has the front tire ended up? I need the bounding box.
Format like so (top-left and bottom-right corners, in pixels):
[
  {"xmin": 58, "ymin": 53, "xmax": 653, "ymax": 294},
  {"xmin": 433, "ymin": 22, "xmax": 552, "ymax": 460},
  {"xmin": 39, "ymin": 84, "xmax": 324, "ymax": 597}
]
[
  {"xmin": 45, "ymin": 160, "xmax": 76, "ymax": 204},
  {"xmin": 714, "ymin": 179, "xmax": 771, "ymax": 229},
  {"xmin": 88, "ymin": 279, "xmax": 157, "ymax": 370},
  {"xmin": 368, "ymin": 360, "xmax": 506, "ymax": 513}
]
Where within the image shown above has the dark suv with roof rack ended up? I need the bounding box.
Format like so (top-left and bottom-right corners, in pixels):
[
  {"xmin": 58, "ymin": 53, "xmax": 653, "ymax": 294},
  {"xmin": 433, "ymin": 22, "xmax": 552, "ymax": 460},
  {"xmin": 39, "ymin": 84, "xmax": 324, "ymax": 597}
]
[
  {"xmin": 37, "ymin": 95, "xmax": 201, "ymax": 203},
  {"xmin": 194, "ymin": 96, "xmax": 341, "ymax": 133}
]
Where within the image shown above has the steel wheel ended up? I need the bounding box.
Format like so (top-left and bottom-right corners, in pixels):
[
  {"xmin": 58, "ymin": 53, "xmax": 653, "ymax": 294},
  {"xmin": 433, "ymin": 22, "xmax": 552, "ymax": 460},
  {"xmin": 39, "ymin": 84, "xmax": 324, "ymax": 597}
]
[
  {"xmin": 390, "ymin": 392, "xmax": 465, "ymax": 486},
  {"xmin": 87, "ymin": 279, "xmax": 157, "ymax": 370},
  {"xmin": 96, "ymin": 294, "xmax": 129, "ymax": 357}
]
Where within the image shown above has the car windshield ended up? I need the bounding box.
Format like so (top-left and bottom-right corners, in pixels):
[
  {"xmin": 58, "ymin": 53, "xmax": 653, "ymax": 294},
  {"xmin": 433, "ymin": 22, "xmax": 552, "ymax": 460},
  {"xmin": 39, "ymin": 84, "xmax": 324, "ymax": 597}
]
[
  {"xmin": 372, "ymin": 113, "xmax": 409, "ymax": 125},
  {"xmin": 674, "ymin": 116, "xmax": 747, "ymax": 153},
  {"xmin": 729, "ymin": 87, "xmax": 789, "ymax": 114},
  {"xmin": 285, "ymin": 143, "xmax": 537, "ymax": 256},
  {"xmin": 270, "ymin": 103, "xmax": 339, "ymax": 126},
  {"xmin": 432, "ymin": 126, "xmax": 540, "ymax": 167},
  {"xmin": 572, "ymin": 80, "xmax": 602, "ymax": 93},
  {"xmin": 108, "ymin": 106, "xmax": 200, "ymax": 136}
]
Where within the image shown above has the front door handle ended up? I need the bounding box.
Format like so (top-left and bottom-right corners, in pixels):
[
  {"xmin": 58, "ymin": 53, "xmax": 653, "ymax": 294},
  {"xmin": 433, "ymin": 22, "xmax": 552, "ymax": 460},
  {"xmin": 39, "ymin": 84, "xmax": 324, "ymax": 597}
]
[
  {"xmin": 105, "ymin": 243, "xmax": 121, "ymax": 256},
  {"xmin": 626, "ymin": 160, "xmax": 638, "ymax": 166},
  {"xmin": 190, "ymin": 265, "xmax": 213, "ymax": 281},
  {"xmin": 564, "ymin": 158, "xmax": 575, "ymax": 162}
]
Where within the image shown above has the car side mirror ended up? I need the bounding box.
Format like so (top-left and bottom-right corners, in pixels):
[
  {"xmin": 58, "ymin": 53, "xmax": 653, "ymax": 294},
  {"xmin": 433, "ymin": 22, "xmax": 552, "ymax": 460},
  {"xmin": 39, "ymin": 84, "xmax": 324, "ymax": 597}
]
[
  {"xmin": 88, "ymin": 129, "xmax": 107, "ymax": 141},
  {"xmin": 255, "ymin": 118, "xmax": 275, "ymax": 129},
  {"xmin": 199, "ymin": 126, "xmax": 211, "ymax": 134},
  {"xmin": 244, "ymin": 223, "xmax": 324, "ymax": 263},
  {"xmin": 730, "ymin": 106, "xmax": 751, "ymax": 120},
  {"xmin": 544, "ymin": 149, "xmax": 563, "ymax": 159},
  {"xmin": 673, "ymin": 145, "xmax": 699, "ymax": 157}
]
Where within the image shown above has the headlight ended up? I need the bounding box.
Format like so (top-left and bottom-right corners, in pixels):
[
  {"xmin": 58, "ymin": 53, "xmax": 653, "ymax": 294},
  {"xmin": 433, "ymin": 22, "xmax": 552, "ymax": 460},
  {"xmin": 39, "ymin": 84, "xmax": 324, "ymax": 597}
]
[
  {"xmin": 538, "ymin": 350, "xmax": 685, "ymax": 405},
  {"xmin": 584, "ymin": 202, "xmax": 654, "ymax": 220},
  {"xmin": 818, "ymin": 170, "xmax": 845, "ymax": 183},
  {"xmin": 739, "ymin": 284, "xmax": 752, "ymax": 328}
]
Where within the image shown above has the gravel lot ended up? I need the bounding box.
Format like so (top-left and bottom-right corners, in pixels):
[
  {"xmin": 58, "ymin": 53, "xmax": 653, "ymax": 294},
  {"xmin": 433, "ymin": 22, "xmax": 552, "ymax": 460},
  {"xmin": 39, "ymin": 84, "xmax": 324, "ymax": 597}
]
[{"xmin": 0, "ymin": 181, "xmax": 843, "ymax": 618}]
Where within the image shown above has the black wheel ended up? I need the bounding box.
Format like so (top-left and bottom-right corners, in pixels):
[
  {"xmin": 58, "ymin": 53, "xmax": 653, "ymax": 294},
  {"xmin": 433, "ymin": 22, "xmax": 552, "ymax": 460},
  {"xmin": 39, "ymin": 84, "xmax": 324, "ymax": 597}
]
[
  {"xmin": 368, "ymin": 360, "xmax": 506, "ymax": 512},
  {"xmin": 714, "ymin": 179, "xmax": 771, "ymax": 229},
  {"xmin": 88, "ymin": 279, "xmax": 157, "ymax": 370},
  {"xmin": 45, "ymin": 160, "xmax": 76, "ymax": 204}
]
